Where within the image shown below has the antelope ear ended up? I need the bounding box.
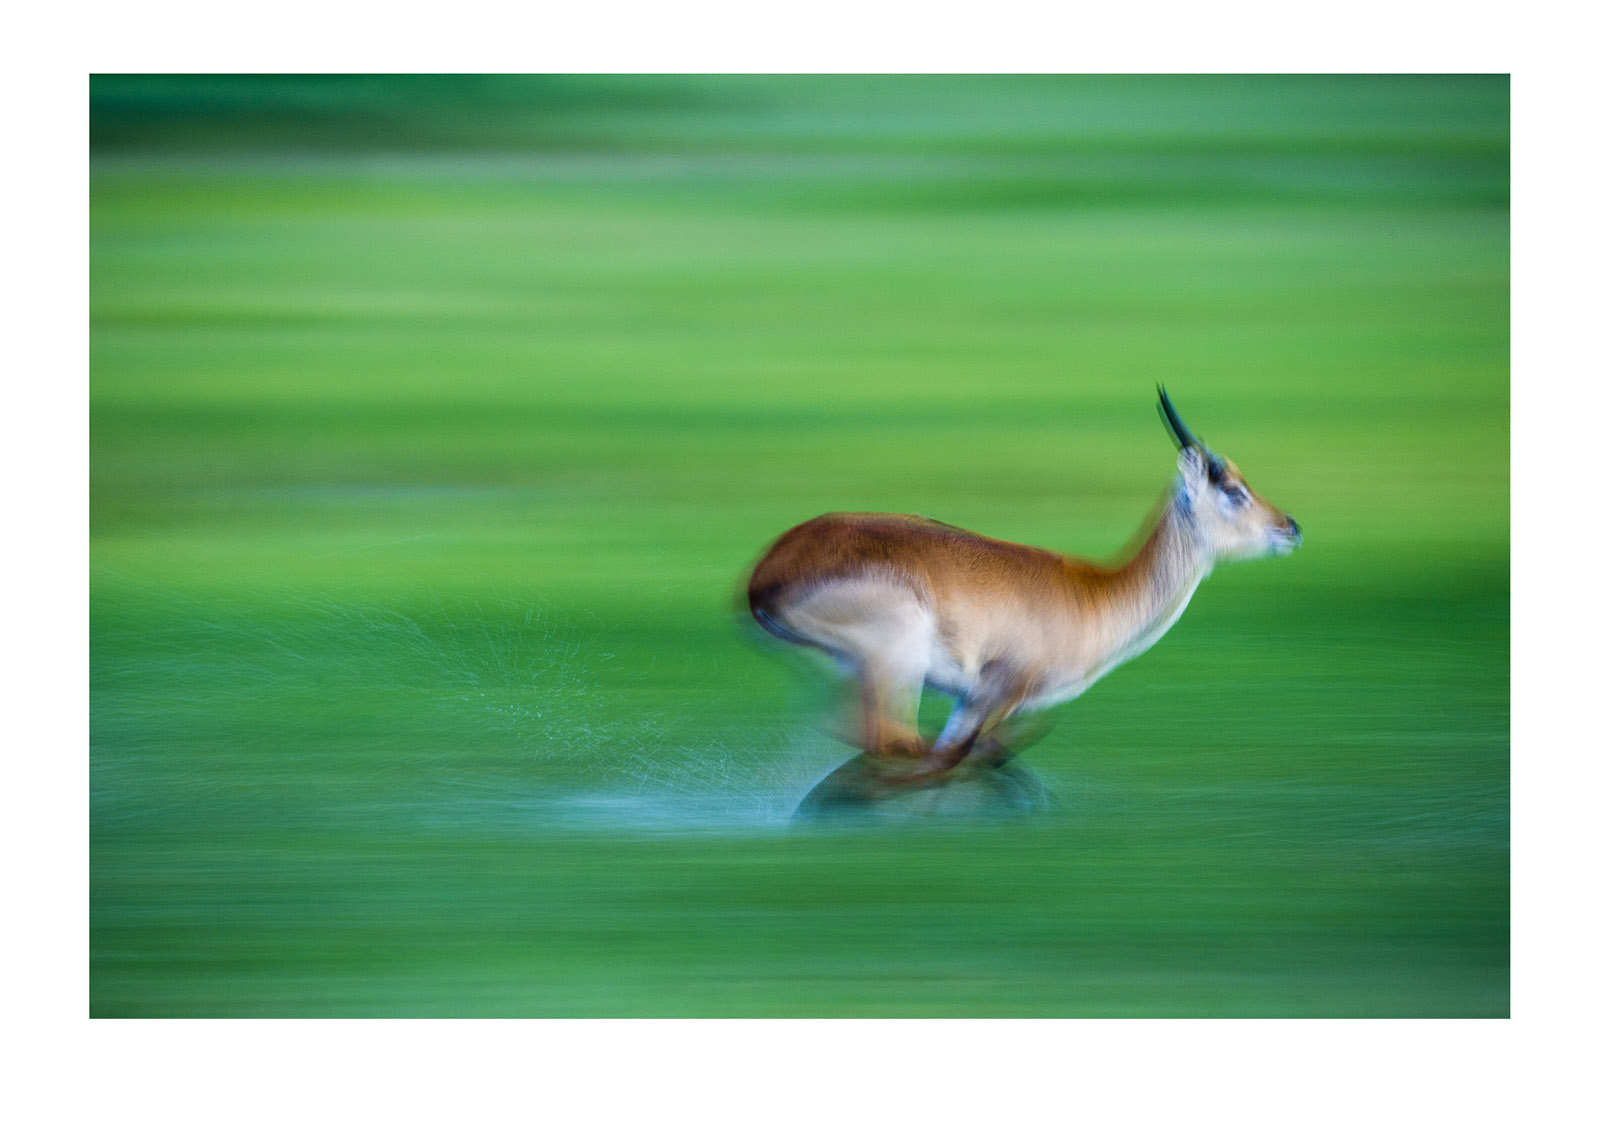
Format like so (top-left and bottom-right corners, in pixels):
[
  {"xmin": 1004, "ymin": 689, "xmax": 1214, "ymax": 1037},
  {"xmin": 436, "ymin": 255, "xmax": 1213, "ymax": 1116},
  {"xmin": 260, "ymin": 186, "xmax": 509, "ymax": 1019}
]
[{"xmin": 1177, "ymin": 446, "xmax": 1208, "ymax": 487}]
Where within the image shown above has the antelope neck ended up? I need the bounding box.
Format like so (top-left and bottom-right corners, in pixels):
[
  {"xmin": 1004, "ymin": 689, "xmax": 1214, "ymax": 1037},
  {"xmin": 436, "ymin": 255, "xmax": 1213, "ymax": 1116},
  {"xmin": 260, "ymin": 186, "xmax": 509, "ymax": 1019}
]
[{"xmin": 1105, "ymin": 494, "xmax": 1213, "ymax": 636}]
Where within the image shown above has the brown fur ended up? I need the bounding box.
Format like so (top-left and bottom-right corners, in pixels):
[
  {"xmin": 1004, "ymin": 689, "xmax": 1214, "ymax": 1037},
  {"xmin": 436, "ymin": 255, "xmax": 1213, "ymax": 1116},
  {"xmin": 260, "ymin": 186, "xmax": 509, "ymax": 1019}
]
[{"xmin": 749, "ymin": 513, "xmax": 1083, "ymax": 626}]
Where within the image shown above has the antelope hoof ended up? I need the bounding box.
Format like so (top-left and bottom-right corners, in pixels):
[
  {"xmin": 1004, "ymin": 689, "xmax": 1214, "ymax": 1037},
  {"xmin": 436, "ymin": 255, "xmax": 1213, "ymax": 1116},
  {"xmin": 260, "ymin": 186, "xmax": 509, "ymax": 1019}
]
[
  {"xmin": 887, "ymin": 748, "xmax": 967, "ymax": 785},
  {"xmin": 969, "ymin": 740, "xmax": 1015, "ymax": 769},
  {"xmin": 870, "ymin": 736, "xmax": 928, "ymax": 762}
]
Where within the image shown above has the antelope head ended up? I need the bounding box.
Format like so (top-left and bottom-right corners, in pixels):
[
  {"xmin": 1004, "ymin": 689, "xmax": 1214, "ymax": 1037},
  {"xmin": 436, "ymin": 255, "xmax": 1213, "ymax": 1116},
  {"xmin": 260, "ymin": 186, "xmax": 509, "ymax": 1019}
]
[{"xmin": 1159, "ymin": 386, "xmax": 1302, "ymax": 561}]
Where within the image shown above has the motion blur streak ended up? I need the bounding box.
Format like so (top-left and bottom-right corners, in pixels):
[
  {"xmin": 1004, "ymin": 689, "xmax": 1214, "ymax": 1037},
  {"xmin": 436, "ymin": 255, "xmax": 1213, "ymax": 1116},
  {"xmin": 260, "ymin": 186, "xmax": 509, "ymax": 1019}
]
[{"xmin": 91, "ymin": 76, "xmax": 1507, "ymax": 1016}]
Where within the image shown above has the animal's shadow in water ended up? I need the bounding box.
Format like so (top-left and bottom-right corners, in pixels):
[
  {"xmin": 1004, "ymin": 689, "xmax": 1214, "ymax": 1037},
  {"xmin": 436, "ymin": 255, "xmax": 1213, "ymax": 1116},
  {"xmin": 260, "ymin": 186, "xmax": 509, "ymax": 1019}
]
[{"xmin": 793, "ymin": 752, "xmax": 1054, "ymax": 821}]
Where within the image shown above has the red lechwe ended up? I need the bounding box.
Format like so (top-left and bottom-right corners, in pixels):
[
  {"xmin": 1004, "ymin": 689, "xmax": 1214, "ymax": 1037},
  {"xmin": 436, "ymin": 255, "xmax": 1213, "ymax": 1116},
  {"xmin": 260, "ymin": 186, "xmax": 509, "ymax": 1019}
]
[{"xmin": 747, "ymin": 388, "xmax": 1301, "ymax": 787}]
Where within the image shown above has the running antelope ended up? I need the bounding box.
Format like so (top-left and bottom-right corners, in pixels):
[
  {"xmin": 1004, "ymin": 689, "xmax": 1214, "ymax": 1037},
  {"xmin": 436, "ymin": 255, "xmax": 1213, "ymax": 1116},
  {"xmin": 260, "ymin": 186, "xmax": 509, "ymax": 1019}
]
[{"xmin": 747, "ymin": 388, "xmax": 1301, "ymax": 782}]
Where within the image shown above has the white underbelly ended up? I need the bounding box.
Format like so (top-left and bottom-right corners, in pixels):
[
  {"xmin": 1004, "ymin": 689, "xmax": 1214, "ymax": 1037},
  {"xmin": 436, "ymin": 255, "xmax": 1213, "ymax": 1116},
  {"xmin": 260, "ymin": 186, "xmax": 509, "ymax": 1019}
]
[
  {"xmin": 1019, "ymin": 679, "xmax": 1090, "ymax": 712},
  {"xmin": 923, "ymin": 639, "xmax": 1089, "ymax": 712}
]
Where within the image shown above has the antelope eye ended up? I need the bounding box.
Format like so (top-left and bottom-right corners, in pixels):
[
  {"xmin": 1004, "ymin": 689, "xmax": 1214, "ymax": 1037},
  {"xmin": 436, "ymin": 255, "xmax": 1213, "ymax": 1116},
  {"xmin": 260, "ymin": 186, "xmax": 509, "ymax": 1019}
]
[{"xmin": 1223, "ymin": 484, "xmax": 1249, "ymax": 505}]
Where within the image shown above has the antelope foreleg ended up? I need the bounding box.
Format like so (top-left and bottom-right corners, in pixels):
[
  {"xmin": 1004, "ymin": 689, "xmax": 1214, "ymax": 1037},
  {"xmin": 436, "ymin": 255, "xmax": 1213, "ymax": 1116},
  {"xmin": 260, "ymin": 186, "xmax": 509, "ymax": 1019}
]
[{"xmin": 902, "ymin": 669, "xmax": 1030, "ymax": 781}]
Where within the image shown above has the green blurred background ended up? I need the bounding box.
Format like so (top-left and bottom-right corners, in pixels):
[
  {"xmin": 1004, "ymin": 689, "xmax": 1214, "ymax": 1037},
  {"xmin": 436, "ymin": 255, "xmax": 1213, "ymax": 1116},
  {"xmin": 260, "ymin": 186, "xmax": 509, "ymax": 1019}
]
[{"xmin": 90, "ymin": 75, "xmax": 1508, "ymax": 1016}]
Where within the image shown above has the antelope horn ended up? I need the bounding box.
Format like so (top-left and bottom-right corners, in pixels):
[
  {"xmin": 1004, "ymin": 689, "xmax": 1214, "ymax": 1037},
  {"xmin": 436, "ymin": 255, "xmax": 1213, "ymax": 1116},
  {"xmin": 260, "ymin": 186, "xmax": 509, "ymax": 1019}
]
[
  {"xmin": 1157, "ymin": 386, "xmax": 1205, "ymax": 451},
  {"xmin": 1158, "ymin": 386, "xmax": 1227, "ymax": 481}
]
